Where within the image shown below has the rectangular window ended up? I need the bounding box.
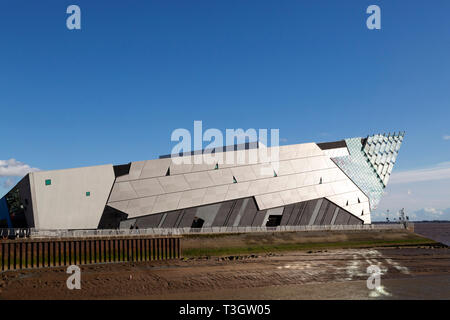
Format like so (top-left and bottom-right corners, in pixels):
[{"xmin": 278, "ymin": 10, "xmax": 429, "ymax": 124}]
[
  {"xmin": 45, "ymin": 179, "xmax": 51, "ymax": 186},
  {"xmin": 86, "ymin": 192, "xmax": 90, "ymax": 197}
]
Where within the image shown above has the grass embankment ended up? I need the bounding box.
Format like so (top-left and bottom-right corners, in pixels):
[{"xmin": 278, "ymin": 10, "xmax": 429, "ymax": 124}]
[{"xmin": 181, "ymin": 230, "xmax": 439, "ymax": 258}]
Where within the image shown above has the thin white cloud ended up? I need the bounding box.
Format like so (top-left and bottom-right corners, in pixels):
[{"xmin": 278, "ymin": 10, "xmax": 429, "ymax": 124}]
[
  {"xmin": 373, "ymin": 207, "xmax": 450, "ymax": 221},
  {"xmin": 443, "ymin": 135, "xmax": 450, "ymax": 140},
  {"xmin": 410, "ymin": 207, "xmax": 450, "ymax": 221},
  {"xmin": 0, "ymin": 159, "xmax": 40, "ymax": 177},
  {"xmin": 389, "ymin": 162, "xmax": 450, "ymax": 184},
  {"xmin": 422, "ymin": 207, "xmax": 443, "ymax": 215},
  {"xmin": 2, "ymin": 178, "xmax": 16, "ymax": 189}
]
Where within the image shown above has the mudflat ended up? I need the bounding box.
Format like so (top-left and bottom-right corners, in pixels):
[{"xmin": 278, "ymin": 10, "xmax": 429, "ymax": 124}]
[{"xmin": 1, "ymin": 246, "xmax": 448, "ymax": 300}]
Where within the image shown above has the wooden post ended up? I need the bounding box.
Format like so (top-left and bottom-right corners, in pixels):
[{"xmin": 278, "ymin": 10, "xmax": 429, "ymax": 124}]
[
  {"xmin": 13, "ymin": 242, "xmax": 17, "ymax": 270},
  {"xmin": 19, "ymin": 242, "xmax": 23, "ymax": 269},
  {"xmin": 47, "ymin": 242, "xmax": 51, "ymax": 267},
  {"xmin": 36, "ymin": 242, "xmax": 40, "ymax": 268},
  {"xmin": 6, "ymin": 242, "xmax": 10, "ymax": 270},
  {"xmin": 0, "ymin": 242, "xmax": 3, "ymax": 271},
  {"xmin": 25, "ymin": 242, "xmax": 28, "ymax": 269},
  {"xmin": 109, "ymin": 239, "xmax": 112, "ymax": 262}
]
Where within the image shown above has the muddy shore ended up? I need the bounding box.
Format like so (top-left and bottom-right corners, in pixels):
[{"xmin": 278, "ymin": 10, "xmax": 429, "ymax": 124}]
[{"xmin": 1, "ymin": 246, "xmax": 448, "ymax": 300}]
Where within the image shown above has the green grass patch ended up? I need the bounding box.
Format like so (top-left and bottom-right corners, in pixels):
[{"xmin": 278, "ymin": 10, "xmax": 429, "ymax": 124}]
[{"xmin": 182, "ymin": 238, "xmax": 439, "ymax": 258}]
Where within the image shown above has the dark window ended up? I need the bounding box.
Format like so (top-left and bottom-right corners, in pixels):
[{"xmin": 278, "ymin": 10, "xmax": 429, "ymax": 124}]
[
  {"xmin": 0, "ymin": 219, "xmax": 8, "ymax": 228},
  {"xmin": 5, "ymin": 189, "xmax": 28, "ymax": 228},
  {"xmin": 113, "ymin": 163, "xmax": 131, "ymax": 178},
  {"xmin": 317, "ymin": 140, "xmax": 347, "ymax": 150},
  {"xmin": 191, "ymin": 217, "xmax": 205, "ymax": 228},
  {"xmin": 266, "ymin": 215, "xmax": 282, "ymax": 227}
]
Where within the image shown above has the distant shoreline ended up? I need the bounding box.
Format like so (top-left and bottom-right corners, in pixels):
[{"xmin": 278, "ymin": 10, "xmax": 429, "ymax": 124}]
[{"xmin": 372, "ymin": 221, "xmax": 450, "ymax": 223}]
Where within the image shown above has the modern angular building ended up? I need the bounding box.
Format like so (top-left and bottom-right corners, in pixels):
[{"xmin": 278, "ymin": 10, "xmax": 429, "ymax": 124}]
[{"xmin": 0, "ymin": 132, "xmax": 404, "ymax": 230}]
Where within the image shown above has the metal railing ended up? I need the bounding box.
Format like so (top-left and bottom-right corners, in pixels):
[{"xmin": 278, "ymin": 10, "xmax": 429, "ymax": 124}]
[
  {"xmin": 182, "ymin": 223, "xmax": 406, "ymax": 235},
  {"xmin": 1, "ymin": 223, "xmax": 408, "ymax": 239},
  {"xmin": 0, "ymin": 228, "xmax": 31, "ymax": 239}
]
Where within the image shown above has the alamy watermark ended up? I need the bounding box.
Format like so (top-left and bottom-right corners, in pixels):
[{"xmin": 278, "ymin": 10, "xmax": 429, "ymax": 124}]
[
  {"xmin": 66, "ymin": 5, "xmax": 81, "ymax": 30},
  {"xmin": 170, "ymin": 121, "xmax": 280, "ymax": 174},
  {"xmin": 66, "ymin": 265, "xmax": 81, "ymax": 290},
  {"xmin": 366, "ymin": 265, "xmax": 381, "ymax": 290},
  {"xmin": 64, "ymin": 5, "xmax": 381, "ymax": 34},
  {"xmin": 366, "ymin": 5, "xmax": 381, "ymax": 30}
]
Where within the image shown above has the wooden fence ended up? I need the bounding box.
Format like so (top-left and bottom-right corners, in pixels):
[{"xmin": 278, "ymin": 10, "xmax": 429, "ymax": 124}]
[{"xmin": 0, "ymin": 236, "xmax": 181, "ymax": 271}]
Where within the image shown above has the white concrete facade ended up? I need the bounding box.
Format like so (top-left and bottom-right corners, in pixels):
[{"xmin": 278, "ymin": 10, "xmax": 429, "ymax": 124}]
[
  {"xmin": 4, "ymin": 133, "xmax": 404, "ymax": 229},
  {"xmin": 108, "ymin": 142, "xmax": 372, "ymax": 224},
  {"xmin": 29, "ymin": 165, "xmax": 115, "ymax": 229}
]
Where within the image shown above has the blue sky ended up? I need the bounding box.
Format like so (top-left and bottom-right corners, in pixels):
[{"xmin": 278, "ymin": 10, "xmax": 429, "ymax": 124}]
[{"xmin": 1, "ymin": 1, "xmax": 449, "ymax": 220}]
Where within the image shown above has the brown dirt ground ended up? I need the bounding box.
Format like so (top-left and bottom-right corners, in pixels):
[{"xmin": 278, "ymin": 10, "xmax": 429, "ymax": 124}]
[{"xmin": 0, "ymin": 246, "xmax": 449, "ymax": 300}]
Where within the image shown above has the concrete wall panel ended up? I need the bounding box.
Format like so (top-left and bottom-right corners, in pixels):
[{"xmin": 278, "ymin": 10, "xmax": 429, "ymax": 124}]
[
  {"xmin": 266, "ymin": 176, "xmax": 289, "ymax": 193},
  {"xmin": 126, "ymin": 196, "xmax": 157, "ymax": 218},
  {"xmin": 135, "ymin": 213, "xmax": 163, "ymax": 228},
  {"xmin": 177, "ymin": 208, "xmax": 197, "ymax": 227},
  {"xmin": 290, "ymin": 158, "xmax": 313, "ymax": 174},
  {"xmin": 130, "ymin": 178, "xmax": 165, "ymax": 198},
  {"xmin": 139, "ymin": 158, "xmax": 171, "ymax": 179},
  {"xmin": 280, "ymin": 204, "xmax": 295, "ymax": 226},
  {"xmin": 170, "ymin": 161, "xmax": 194, "ymax": 175},
  {"xmin": 152, "ymin": 192, "xmax": 182, "ymax": 214},
  {"xmin": 116, "ymin": 161, "xmax": 145, "ymax": 182},
  {"xmin": 202, "ymin": 185, "xmax": 229, "ymax": 205},
  {"xmin": 225, "ymin": 181, "xmax": 251, "ymax": 201},
  {"xmin": 109, "ymin": 181, "xmax": 138, "ymax": 202},
  {"xmin": 250, "ymin": 163, "xmax": 275, "ymax": 179},
  {"xmin": 161, "ymin": 210, "xmax": 182, "ymax": 228},
  {"xmin": 276, "ymin": 160, "xmax": 295, "ymax": 176},
  {"xmin": 247, "ymin": 179, "xmax": 270, "ymax": 195},
  {"xmin": 279, "ymin": 189, "xmax": 300, "ymax": 206},
  {"xmin": 254, "ymin": 192, "xmax": 284, "ymax": 210},
  {"xmin": 177, "ymin": 188, "xmax": 207, "ymax": 209},
  {"xmin": 207, "ymin": 168, "xmax": 234, "ymax": 185},
  {"xmin": 251, "ymin": 210, "xmax": 267, "ymax": 226},
  {"xmin": 313, "ymin": 199, "xmax": 329, "ymax": 225},
  {"xmin": 108, "ymin": 200, "xmax": 129, "ymax": 213},
  {"xmin": 211, "ymin": 201, "xmax": 234, "ymax": 226},
  {"xmin": 230, "ymin": 166, "xmax": 257, "ymax": 182},
  {"xmin": 195, "ymin": 203, "xmax": 222, "ymax": 227},
  {"xmin": 31, "ymin": 165, "xmax": 115, "ymax": 229},
  {"xmin": 184, "ymin": 171, "xmax": 214, "ymax": 189},
  {"xmin": 225, "ymin": 199, "xmax": 245, "ymax": 227},
  {"xmin": 238, "ymin": 198, "xmax": 258, "ymax": 226},
  {"xmin": 322, "ymin": 200, "xmax": 336, "ymax": 225},
  {"xmin": 158, "ymin": 175, "xmax": 190, "ymax": 193}
]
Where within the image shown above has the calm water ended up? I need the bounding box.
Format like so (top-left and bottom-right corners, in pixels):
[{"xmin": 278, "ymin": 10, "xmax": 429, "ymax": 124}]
[{"xmin": 413, "ymin": 222, "xmax": 450, "ymax": 246}]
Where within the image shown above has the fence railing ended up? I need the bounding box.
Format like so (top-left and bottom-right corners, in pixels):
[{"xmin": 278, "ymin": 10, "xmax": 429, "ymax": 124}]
[
  {"xmin": 186, "ymin": 223, "xmax": 407, "ymax": 234},
  {"xmin": 0, "ymin": 228, "xmax": 31, "ymax": 239},
  {"xmin": 1, "ymin": 223, "xmax": 407, "ymax": 239}
]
